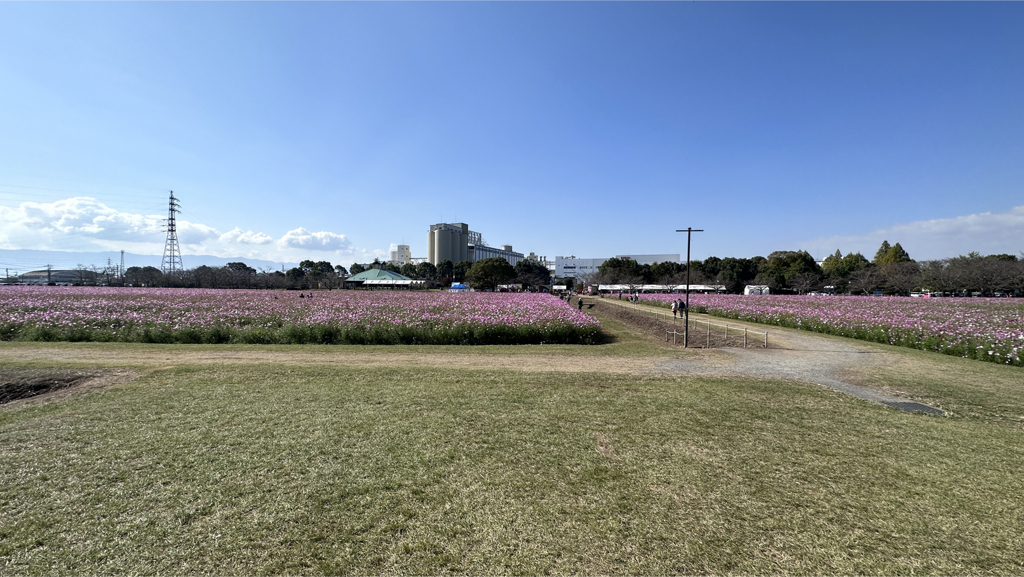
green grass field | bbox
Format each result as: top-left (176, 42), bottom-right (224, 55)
top-left (1, 309), bottom-right (1022, 575)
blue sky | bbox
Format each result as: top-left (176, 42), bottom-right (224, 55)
top-left (1, 2), bottom-right (1022, 270)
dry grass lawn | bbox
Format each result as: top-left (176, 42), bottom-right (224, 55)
top-left (1, 306), bottom-right (1022, 575)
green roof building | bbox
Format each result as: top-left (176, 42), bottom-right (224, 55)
top-left (344, 267), bottom-right (426, 289)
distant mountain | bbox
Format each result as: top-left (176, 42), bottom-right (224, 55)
top-left (0, 249), bottom-right (296, 274)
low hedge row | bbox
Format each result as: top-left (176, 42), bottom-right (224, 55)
top-left (0, 322), bottom-right (605, 346)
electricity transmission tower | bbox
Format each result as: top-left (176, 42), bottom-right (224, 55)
top-left (161, 191), bottom-right (184, 275)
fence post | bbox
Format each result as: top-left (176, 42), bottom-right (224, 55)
top-left (744, 328), bottom-right (747, 348)
top-left (673, 331), bottom-right (677, 345)
top-left (706, 321), bottom-right (710, 348)
top-left (764, 331), bottom-right (768, 348)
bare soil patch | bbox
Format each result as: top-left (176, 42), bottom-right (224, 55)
top-left (0, 368), bottom-right (136, 405)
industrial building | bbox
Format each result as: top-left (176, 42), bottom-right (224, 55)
top-left (525, 252), bottom-right (555, 274)
top-left (427, 223), bottom-right (471, 265)
top-left (554, 257), bottom-right (606, 279)
top-left (18, 269), bottom-right (98, 285)
top-left (469, 244), bottom-right (524, 267)
top-left (555, 254), bottom-right (681, 278)
top-left (427, 222), bottom-right (524, 266)
top-left (388, 244), bottom-right (412, 265)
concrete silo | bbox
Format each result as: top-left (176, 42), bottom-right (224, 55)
top-left (427, 223), bottom-right (470, 265)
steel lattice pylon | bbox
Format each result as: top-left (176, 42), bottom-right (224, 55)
top-left (161, 191), bottom-right (184, 275)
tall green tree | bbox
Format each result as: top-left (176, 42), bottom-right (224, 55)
top-left (437, 260), bottom-right (454, 280)
top-left (597, 257), bottom-right (643, 283)
top-left (873, 241), bottom-right (893, 264)
top-left (286, 267), bottom-right (307, 288)
top-left (649, 261), bottom-right (684, 283)
top-left (514, 260), bottom-right (551, 290)
top-left (715, 257), bottom-right (761, 293)
top-left (883, 242), bottom-right (912, 264)
top-left (224, 262), bottom-right (256, 288)
top-left (415, 261), bottom-right (437, 281)
top-left (453, 260), bottom-right (473, 282)
top-left (467, 258), bottom-right (516, 290)
top-left (822, 251), bottom-right (870, 279)
top-left (758, 251), bottom-right (822, 291)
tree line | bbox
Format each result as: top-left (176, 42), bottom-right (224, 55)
top-left (108, 257), bottom-right (553, 292)
top-left (117, 261), bottom-right (346, 290)
top-left (361, 258), bottom-right (552, 291)
top-left (585, 241), bottom-right (1024, 296)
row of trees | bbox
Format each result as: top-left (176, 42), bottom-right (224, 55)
top-left (117, 260), bottom-right (349, 290)
top-left (111, 256), bottom-right (553, 292)
top-left (351, 258), bottom-right (551, 291)
top-left (583, 241), bottom-right (1024, 296)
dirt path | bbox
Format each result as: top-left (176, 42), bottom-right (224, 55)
top-left (655, 328), bottom-right (944, 414)
top-left (593, 297), bottom-right (945, 414)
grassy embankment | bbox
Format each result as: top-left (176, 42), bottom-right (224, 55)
top-left (1, 307), bottom-right (1022, 575)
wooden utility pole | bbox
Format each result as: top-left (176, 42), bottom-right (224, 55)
top-left (675, 228), bottom-right (704, 347)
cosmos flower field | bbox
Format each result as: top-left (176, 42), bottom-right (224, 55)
top-left (636, 293), bottom-right (1024, 366)
top-left (0, 287), bottom-right (603, 345)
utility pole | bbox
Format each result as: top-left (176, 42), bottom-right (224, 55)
top-left (675, 228), bottom-right (704, 347)
top-left (120, 250), bottom-right (125, 279)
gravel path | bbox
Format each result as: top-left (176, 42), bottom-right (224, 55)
top-left (594, 297), bottom-right (943, 414)
top-left (654, 322), bottom-right (945, 415)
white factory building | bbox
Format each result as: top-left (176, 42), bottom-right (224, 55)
top-left (555, 254), bottom-right (681, 278)
top-left (388, 244), bottom-right (413, 265)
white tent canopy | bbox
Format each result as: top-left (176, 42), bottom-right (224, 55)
top-left (361, 279), bottom-right (426, 286)
top-left (597, 284), bottom-right (726, 293)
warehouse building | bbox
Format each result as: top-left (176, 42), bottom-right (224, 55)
top-left (469, 244), bottom-right (524, 267)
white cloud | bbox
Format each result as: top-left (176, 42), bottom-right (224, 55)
top-left (279, 227), bottom-right (353, 252)
top-left (802, 204), bottom-right (1024, 261)
top-left (218, 227), bottom-right (274, 245)
top-left (0, 196), bottom-right (378, 265)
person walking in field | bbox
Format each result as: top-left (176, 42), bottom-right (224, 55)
top-left (671, 300), bottom-right (677, 318)
top-left (577, 297), bottom-right (584, 311)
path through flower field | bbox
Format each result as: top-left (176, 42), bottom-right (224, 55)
top-left (633, 293), bottom-right (1024, 366)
